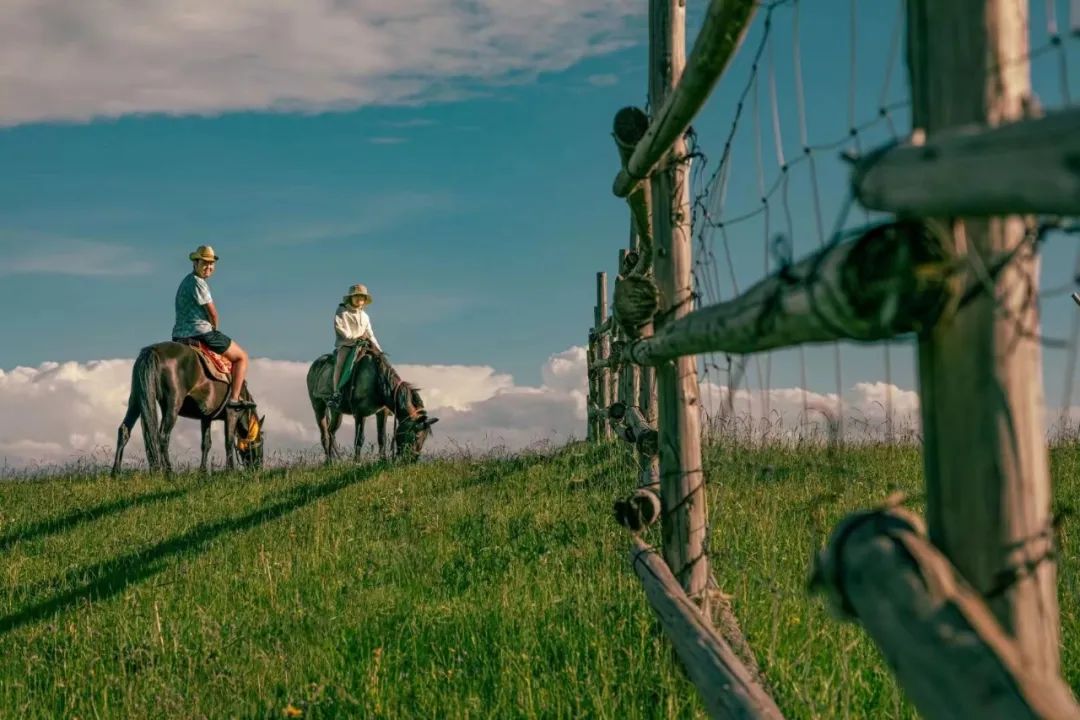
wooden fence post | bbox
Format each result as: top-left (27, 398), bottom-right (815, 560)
top-left (650, 0), bottom-right (710, 612)
top-left (909, 0), bottom-right (1061, 676)
top-left (596, 272), bottom-right (613, 440)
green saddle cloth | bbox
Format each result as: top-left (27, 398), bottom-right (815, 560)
top-left (335, 343), bottom-right (367, 392)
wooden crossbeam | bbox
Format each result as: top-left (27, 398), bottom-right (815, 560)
top-left (630, 538), bottom-right (786, 720)
top-left (625, 221), bottom-right (950, 365)
top-left (612, 0), bottom-right (757, 199)
top-left (853, 107), bottom-right (1080, 217)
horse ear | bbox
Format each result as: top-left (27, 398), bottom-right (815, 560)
top-left (426, 417), bottom-right (439, 427)
top-left (259, 415), bottom-right (266, 427)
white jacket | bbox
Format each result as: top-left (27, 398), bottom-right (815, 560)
top-left (334, 304), bottom-right (382, 350)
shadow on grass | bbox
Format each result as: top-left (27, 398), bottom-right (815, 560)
top-left (0, 489), bottom-right (188, 552)
top-left (0, 464), bottom-right (383, 636)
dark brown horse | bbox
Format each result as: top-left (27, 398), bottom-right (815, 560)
top-left (306, 347), bottom-right (436, 463)
top-left (112, 342), bottom-right (265, 476)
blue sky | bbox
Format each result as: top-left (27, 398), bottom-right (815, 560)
top-left (2, 0), bottom-right (1079, 404)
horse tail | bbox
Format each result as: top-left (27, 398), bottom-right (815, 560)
top-left (134, 346), bottom-right (163, 469)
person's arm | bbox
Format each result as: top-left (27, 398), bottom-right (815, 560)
top-left (195, 277), bottom-right (218, 329)
top-left (204, 302), bottom-right (220, 330)
top-left (364, 313), bottom-right (383, 351)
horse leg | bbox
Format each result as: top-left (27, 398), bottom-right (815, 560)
top-left (312, 403), bottom-right (332, 464)
top-left (158, 393), bottom-right (182, 477)
top-left (200, 418), bottom-right (212, 476)
top-left (354, 414), bottom-right (366, 462)
top-left (224, 408), bottom-right (238, 471)
top-left (376, 410), bottom-right (388, 461)
top-left (111, 403), bottom-right (140, 478)
top-left (328, 411), bottom-right (343, 461)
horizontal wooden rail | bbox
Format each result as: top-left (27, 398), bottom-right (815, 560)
top-left (811, 502), bottom-right (1080, 720)
top-left (612, 0), bottom-right (757, 199)
top-left (630, 537), bottom-right (786, 720)
top-left (853, 107), bottom-right (1080, 217)
top-left (625, 221), bottom-right (951, 365)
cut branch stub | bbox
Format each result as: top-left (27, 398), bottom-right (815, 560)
top-left (611, 106), bottom-right (654, 278)
top-left (614, 275), bottom-right (660, 339)
top-left (614, 488), bottom-right (662, 532)
top-left (613, 106), bottom-right (650, 157)
top-left (625, 220), bottom-right (952, 364)
top-left (810, 501), bottom-right (1080, 720)
top-left (618, 405), bottom-right (659, 457)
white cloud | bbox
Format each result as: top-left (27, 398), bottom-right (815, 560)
top-left (0, 0), bottom-right (643, 127)
top-left (0, 347), bottom-right (590, 471)
top-left (8, 343), bottom-right (1080, 471)
top-left (0, 239), bottom-right (152, 277)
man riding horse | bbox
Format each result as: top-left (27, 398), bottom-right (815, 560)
top-left (112, 245), bottom-right (264, 476)
top-left (173, 245), bottom-right (256, 411)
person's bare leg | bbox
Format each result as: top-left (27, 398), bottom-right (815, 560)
top-left (222, 342), bottom-right (250, 403)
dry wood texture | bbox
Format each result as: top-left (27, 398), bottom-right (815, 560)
top-left (624, 221), bottom-right (950, 365)
top-left (853, 107), bottom-right (1080, 217)
top-left (909, 0), bottom-right (1062, 676)
top-left (596, 272), bottom-right (613, 440)
top-left (650, 0), bottom-right (710, 611)
top-left (630, 538), bottom-right (786, 720)
top-left (613, 107), bottom-right (655, 276)
top-left (811, 503), bottom-right (1080, 720)
top-left (613, 0), bottom-right (757, 199)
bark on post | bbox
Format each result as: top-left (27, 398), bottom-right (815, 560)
top-left (909, 0), bottom-right (1062, 677)
top-left (587, 327), bottom-right (599, 442)
top-left (596, 272), bottom-right (613, 440)
top-left (650, 0), bottom-right (710, 613)
top-left (810, 502), bottom-right (1080, 719)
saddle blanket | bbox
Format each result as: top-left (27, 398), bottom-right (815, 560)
top-left (178, 340), bottom-right (232, 383)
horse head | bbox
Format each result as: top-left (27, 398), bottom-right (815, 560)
top-left (236, 410), bottom-right (266, 469)
top-left (394, 386), bottom-right (438, 462)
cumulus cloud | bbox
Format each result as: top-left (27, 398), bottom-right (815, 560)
top-left (698, 380), bottom-right (924, 442)
top-left (0, 347), bottom-right (589, 471)
top-left (0, 0), bottom-right (643, 127)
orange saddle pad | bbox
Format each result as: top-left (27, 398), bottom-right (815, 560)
top-left (192, 342), bottom-right (233, 383)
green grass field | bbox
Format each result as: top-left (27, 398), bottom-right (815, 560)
top-left (1, 441), bottom-right (1078, 719)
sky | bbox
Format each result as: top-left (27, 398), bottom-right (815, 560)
top-left (1, 0), bottom-right (1079, 468)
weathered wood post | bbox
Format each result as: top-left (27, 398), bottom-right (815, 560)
top-left (596, 272), bottom-right (613, 440)
top-left (587, 326), bottom-right (598, 442)
top-left (650, 0), bottom-right (709, 612)
top-left (911, 0), bottom-right (1061, 676)
top-left (616, 249), bottom-right (630, 410)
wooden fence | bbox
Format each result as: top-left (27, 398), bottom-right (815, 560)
top-left (585, 1), bottom-right (1080, 717)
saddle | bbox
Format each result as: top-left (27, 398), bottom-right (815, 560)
top-left (175, 338), bottom-right (233, 383)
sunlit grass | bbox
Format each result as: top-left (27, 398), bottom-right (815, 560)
top-left (0, 440), bottom-right (1077, 718)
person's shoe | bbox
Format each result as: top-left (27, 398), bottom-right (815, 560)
top-left (226, 399), bottom-right (257, 410)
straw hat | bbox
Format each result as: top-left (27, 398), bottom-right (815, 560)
top-left (189, 245), bottom-right (219, 263)
top-left (343, 283), bottom-right (373, 304)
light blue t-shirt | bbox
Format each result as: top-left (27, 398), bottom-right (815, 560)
top-left (172, 273), bottom-right (214, 338)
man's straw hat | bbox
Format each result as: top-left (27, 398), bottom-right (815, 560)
top-left (189, 245), bottom-right (219, 263)
top-left (343, 283), bottom-right (373, 304)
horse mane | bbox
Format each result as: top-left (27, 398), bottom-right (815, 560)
top-left (372, 351), bottom-right (422, 417)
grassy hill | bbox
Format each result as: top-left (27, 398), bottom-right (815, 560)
top-left (1, 441), bottom-right (1078, 718)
